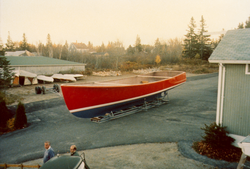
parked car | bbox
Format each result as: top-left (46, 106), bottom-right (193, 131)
top-left (40, 153), bottom-right (89, 169)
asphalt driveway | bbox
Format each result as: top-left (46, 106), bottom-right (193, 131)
top-left (0, 73), bottom-right (219, 164)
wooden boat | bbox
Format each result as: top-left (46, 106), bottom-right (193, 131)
top-left (61, 71), bottom-right (186, 118)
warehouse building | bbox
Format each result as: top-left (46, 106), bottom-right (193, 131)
top-left (0, 56), bottom-right (86, 75)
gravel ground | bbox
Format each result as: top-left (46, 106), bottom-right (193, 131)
top-left (8, 143), bottom-right (216, 169)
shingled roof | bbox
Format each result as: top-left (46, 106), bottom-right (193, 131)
top-left (209, 28), bottom-right (250, 64)
top-left (72, 42), bottom-right (88, 49)
top-left (0, 56), bottom-right (86, 66)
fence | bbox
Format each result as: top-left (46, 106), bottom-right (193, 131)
top-left (0, 164), bottom-right (41, 169)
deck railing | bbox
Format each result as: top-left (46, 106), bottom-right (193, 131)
top-left (0, 163), bottom-right (41, 169)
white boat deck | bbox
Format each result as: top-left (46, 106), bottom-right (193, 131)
top-left (63, 71), bottom-right (184, 87)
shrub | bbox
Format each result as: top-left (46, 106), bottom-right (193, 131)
top-left (193, 122), bottom-right (242, 162)
top-left (201, 122), bottom-right (235, 149)
top-left (0, 99), bottom-right (12, 129)
top-left (14, 102), bottom-right (27, 129)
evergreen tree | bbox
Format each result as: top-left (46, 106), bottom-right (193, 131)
top-left (126, 45), bottom-right (135, 55)
top-left (135, 35), bottom-right (142, 52)
top-left (154, 38), bottom-right (162, 55)
top-left (20, 33), bottom-right (29, 50)
top-left (0, 56), bottom-right (14, 89)
top-left (201, 122), bottom-right (234, 149)
top-left (14, 102), bottom-right (27, 129)
top-left (245, 16), bottom-right (250, 28)
top-left (61, 41), bottom-right (69, 60)
top-left (5, 32), bottom-right (15, 51)
top-left (237, 16), bottom-right (250, 29)
top-left (0, 99), bottom-right (12, 129)
top-left (0, 37), bottom-right (3, 51)
top-left (238, 22), bottom-right (244, 29)
top-left (46, 34), bottom-right (53, 58)
top-left (87, 41), bottom-right (93, 50)
top-left (198, 15), bottom-right (212, 60)
top-left (183, 17), bottom-right (199, 58)
top-left (36, 41), bottom-right (44, 56)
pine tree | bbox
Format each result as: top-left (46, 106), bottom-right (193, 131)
top-left (14, 102), bottom-right (27, 129)
top-left (46, 34), bottom-right (53, 58)
top-left (198, 15), bottom-right (212, 60)
top-left (0, 56), bottom-right (14, 89)
top-left (245, 16), bottom-right (250, 28)
top-left (20, 33), bottom-right (29, 50)
top-left (5, 32), bottom-right (15, 51)
top-left (135, 35), bottom-right (142, 53)
top-left (154, 38), bottom-right (161, 55)
top-left (0, 99), bottom-right (12, 129)
top-left (183, 17), bottom-right (199, 58)
top-left (238, 22), bottom-right (244, 29)
top-left (201, 122), bottom-right (234, 149)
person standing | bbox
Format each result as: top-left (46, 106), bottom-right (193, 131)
top-left (70, 145), bottom-right (90, 169)
top-left (43, 141), bottom-right (55, 163)
top-left (70, 145), bottom-right (79, 156)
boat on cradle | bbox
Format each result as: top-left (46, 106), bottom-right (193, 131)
top-left (64, 74), bottom-right (87, 80)
top-left (37, 75), bottom-right (54, 83)
top-left (61, 71), bottom-right (186, 118)
top-left (52, 74), bottom-right (76, 82)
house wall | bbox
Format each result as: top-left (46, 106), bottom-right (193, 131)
top-left (11, 65), bottom-right (85, 75)
top-left (223, 64), bottom-right (250, 136)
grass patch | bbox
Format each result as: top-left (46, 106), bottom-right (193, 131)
top-left (169, 58), bottom-right (218, 74)
top-left (0, 90), bottom-right (23, 105)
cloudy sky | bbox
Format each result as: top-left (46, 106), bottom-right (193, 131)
top-left (0, 0), bottom-right (250, 48)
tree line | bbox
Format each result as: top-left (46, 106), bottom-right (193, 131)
top-left (2, 15), bottom-right (250, 71)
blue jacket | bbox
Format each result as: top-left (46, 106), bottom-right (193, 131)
top-left (43, 147), bottom-right (55, 163)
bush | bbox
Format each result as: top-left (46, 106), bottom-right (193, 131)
top-left (201, 122), bottom-right (234, 149)
top-left (14, 102), bottom-right (27, 129)
top-left (193, 122), bottom-right (242, 162)
top-left (0, 99), bottom-right (12, 129)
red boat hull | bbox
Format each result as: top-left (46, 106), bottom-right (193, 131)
top-left (61, 71), bottom-right (186, 118)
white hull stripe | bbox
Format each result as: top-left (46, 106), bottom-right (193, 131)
top-left (70, 82), bottom-right (184, 113)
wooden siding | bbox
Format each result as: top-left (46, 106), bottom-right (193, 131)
top-left (223, 64), bottom-right (250, 136)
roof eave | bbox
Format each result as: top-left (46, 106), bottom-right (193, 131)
top-left (209, 60), bottom-right (250, 64)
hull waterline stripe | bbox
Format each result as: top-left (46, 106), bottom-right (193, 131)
top-left (69, 82), bottom-right (185, 113)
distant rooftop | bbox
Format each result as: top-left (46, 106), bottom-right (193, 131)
top-left (5, 50), bottom-right (35, 56)
top-left (71, 42), bottom-right (88, 49)
top-left (209, 28), bottom-right (250, 63)
top-left (0, 56), bottom-right (86, 66)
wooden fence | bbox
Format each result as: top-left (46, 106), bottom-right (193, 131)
top-left (0, 164), bottom-right (41, 169)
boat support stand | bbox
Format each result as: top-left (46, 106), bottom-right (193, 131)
top-left (91, 92), bottom-right (169, 123)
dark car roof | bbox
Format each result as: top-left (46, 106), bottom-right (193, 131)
top-left (40, 155), bottom-right (82, 169)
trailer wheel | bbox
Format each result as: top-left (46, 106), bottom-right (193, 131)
top-left (53, 84), bottom-right (60, 93)
top-left (42, 86), bottom-right (46, 94)
top-left (35, 86), bottom-right (42, 94)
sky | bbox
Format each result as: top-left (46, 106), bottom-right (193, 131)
top-left (0, 0), bottom-right (250, 48)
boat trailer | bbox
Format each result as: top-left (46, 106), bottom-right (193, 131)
top-left (35, 84), bottom-right (60, 94)
top-left (91, 92), bottom-right (169, 123)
